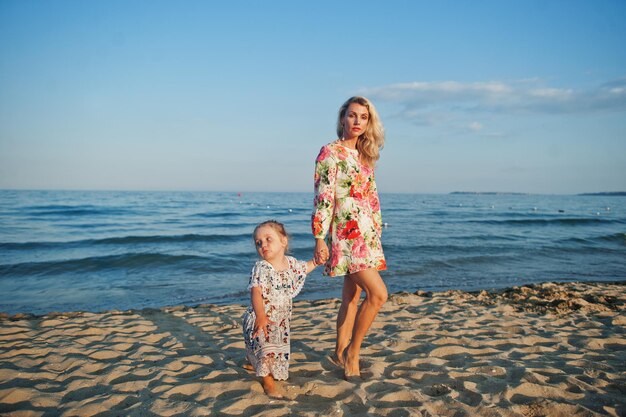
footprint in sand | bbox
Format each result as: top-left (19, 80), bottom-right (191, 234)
top-left (468, 365), bottom-right (507, 377)
top-left (423, 383), bottom-right (451, 397)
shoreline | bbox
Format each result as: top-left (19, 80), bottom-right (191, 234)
top-left (1, 281), bottom-right (625, 416)
top-left (2, 279), bottom-right (625, 320)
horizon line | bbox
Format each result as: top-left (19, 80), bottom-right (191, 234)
top-left (1, 188), bottom-right (625, 196)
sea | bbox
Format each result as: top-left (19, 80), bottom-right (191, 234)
top-left (1, 190), bottom-right (624, 315)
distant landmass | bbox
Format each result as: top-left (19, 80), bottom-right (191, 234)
top-left (450, 192), bottom-right (530, 195)
top-left (578, 192), bottom-right (626, 196)
top-left (450, 191), bottom-right (626, 196)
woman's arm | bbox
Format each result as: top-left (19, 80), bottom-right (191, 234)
top-left (369, 173), bottom-right (383, 237)
top-left (314, 238), bottom-right (329, 265)
top-left (312, 146), bottom-right (336, 263)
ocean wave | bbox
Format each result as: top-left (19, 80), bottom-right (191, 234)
top-left (598, 232), bottom-right (626, 243)
top-left (0, 233), bottom-right (253, 251)
top-left (382, 242), bottom-right (516, 255)
top-left (467, 217), bottom-right (623, 226)
top-left (95, 233), bottom-right (247, 245)
top-left (190, 212), bottom-right (240, 219)
top-left (440, 254), bottom-right (517, 267)
top-left (198, 288), bottom-right (250, 305)
top-left (0, 253), bottom-right (210, 276)
top-left (560, 233), bottom-right (626, 245)
top-left (0, 241), bottom-right (68, 250)
top-left (23, 204), bottom-right (133, 217)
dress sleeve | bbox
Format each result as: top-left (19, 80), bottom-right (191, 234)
top-left (247, 261), bottom-right (268, 290)
top-left (290, 258), bottom-right (308, 298)
top-left (312, 145), bottom-right (337, 239)
top-left (369, 172), bottom-right (383, 237)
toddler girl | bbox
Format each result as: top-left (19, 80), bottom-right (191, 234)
top-left (242, 220), bottom-right (321, 398)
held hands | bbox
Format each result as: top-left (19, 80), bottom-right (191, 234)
top-left (252, 314), bottom-right (275, 341)
top-left (314, 239), bottom-right (329, 265)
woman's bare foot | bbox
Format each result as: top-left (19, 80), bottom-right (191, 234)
top-left (343, 349), bottom-right (360, 379)
top-left (262, 375), bottom-right (283, 398)
top-left (330, 351), bottom-right (345, 367)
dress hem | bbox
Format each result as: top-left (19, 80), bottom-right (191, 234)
top-left (323, 264), bottom-right (387, 277)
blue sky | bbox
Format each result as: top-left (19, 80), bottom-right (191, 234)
top-left (1, 0), bottom-right (625, 194)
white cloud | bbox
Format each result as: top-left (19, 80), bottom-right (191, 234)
top-left (468, 122), bottom-right (483, 131)
top-left (528, 88), bottom-right (573, 99)
top-left (365, 77), bottom-right (626, 125)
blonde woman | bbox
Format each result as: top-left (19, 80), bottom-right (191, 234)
top-left (312, 96), bottom-right (388, 379)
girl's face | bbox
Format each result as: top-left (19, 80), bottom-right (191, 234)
top-left (342, 103), bottom-right (369, 139)
top-left (254, 225), bottom-right (288, 262)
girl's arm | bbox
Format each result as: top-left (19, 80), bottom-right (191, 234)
top-left (305, 259), bottom-right (318, 274)
top-left (290, 259), bottom-right (317, 299)
top-left (250, 287), bottom-right (273, 339)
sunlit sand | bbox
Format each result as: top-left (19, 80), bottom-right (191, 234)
top-left (1, 281), bottom-right (624, 416)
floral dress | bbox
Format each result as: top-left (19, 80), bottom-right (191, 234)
top-left (312, 140), bottom-right (386, 277)
top-left (242, 257), bottom-right (307, 380)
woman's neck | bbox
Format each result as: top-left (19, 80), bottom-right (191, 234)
top-left (340, 136), bottom-right (358, 150)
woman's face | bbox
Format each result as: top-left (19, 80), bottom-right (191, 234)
top-left (342, 103), bottom-right (369, 139)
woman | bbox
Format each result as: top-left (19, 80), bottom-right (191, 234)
top-left (312, 96), bottom-right (388, 379)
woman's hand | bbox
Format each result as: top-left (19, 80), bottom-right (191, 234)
top-left (314, 238), bottom-right (329, 265)
top-left (253, 314), bottom-right (274, 340)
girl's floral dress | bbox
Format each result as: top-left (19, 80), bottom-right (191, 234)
top-left (312, 140), bottom-right (386, 277)
top-left (242, 257), bottom-right (307, 380)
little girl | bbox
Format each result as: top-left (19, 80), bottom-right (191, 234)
top-left (242, 220), bottom-right (321, 398)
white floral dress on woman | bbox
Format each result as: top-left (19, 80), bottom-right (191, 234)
top-left (242, 257), bottom-right (307, 380)
top-left (312, 140), bottom-right (386, 277)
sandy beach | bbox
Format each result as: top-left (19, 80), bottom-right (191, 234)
top-left (1, 281), bottom-right (624, 416)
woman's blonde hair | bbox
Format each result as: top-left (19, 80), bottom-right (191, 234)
top-left (336, 96), bottom-right (385, 167)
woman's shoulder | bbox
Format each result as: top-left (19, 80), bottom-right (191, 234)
top-left (321, 140), bottom-right (343, 152)
top-left (316, 140), bottom-right (344, 162)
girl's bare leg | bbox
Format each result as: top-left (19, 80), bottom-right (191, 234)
top-left (334, 277), bottom-right (362, 364)
top-left (343, 268), bottom-right (387, 378)
top-left (261, 375), bottom-right (282, 398)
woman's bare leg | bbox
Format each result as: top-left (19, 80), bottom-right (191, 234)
top-left (343, 268), bottom-right (387, 378)
top-left (334, 277), bottom-right (362, 364)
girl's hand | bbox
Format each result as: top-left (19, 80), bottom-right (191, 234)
top-left (253, 315), bottom-right (275, 340)
top-left (314, 239), bottom-right (329, 265)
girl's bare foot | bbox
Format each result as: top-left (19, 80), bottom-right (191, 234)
top-left (262, 375), bottom-right (283, 398)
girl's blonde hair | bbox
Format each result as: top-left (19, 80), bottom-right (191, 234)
top-left (336, 96), bottom-right (385, 167)
top-left (253, 220), bottom-right (289, 252)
